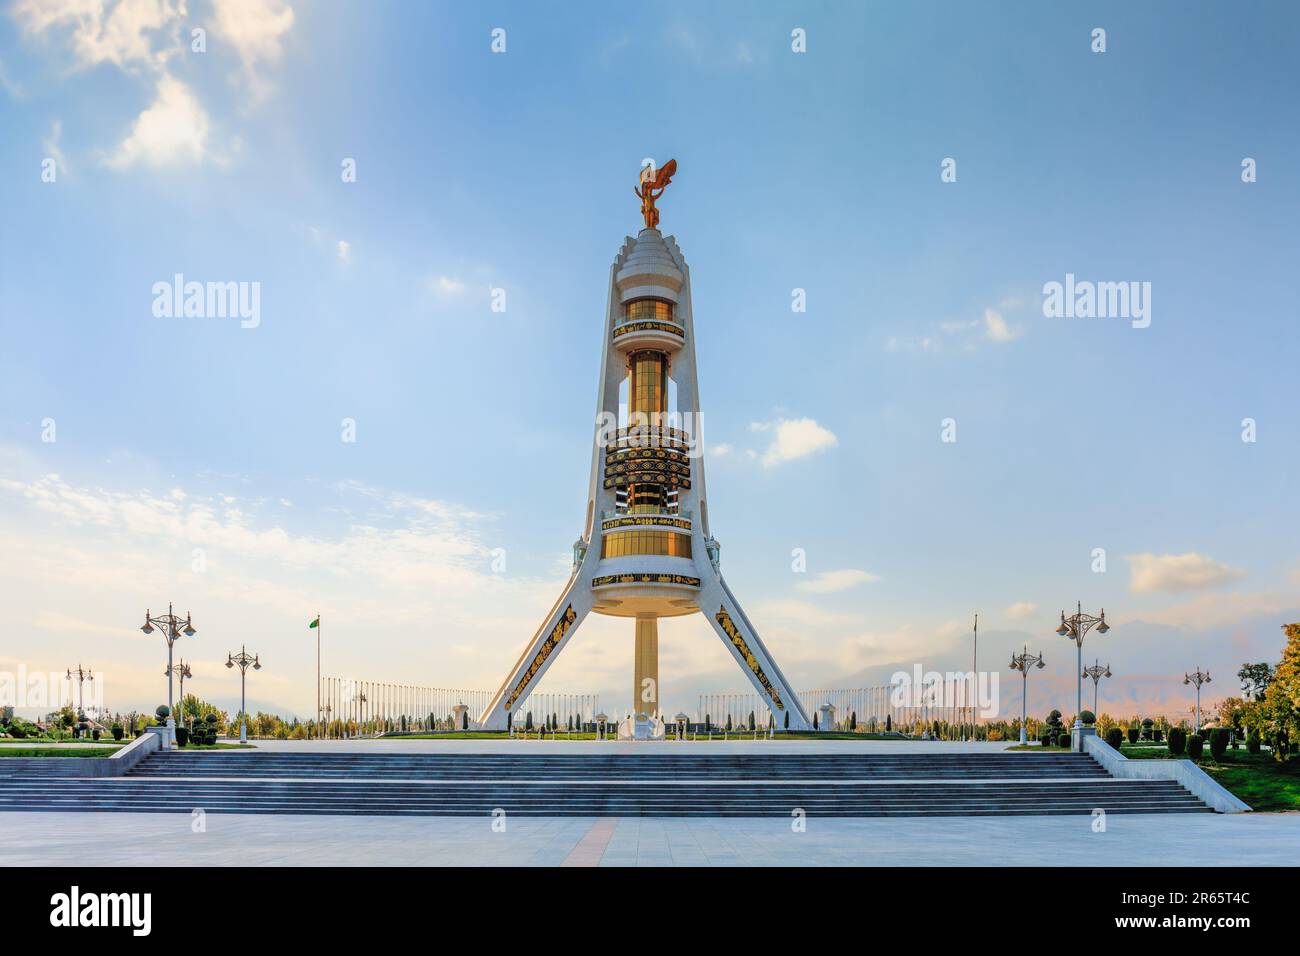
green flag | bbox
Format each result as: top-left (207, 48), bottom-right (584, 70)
top-left (309, 616), bottom-right (320, 629)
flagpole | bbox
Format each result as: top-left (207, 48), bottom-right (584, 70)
top-left (316, 612), bottom-right (321, 740)
top-left (971, 612), bottom-right (978, 742)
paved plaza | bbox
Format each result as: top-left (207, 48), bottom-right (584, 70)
top-left (0, 807), bottom-right (1295, 867)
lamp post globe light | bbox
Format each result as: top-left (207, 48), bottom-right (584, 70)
top-left (225, 646), bottom-right (261, 744)
top-left (1082, 659), bottom-right (1112, 718)
top-left (1008, 646), bottom-right (1046, 744)
top-left (1056, 602), bottom-right (1109, 750)
top-left (141, 604), bottom-right (196, 726)
top-left (1184, 667), bottom-right (1211, 734)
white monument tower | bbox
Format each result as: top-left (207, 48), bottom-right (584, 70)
top-left (478, 160), bottom-right (811, 736)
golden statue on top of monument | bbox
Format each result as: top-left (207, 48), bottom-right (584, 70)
top-left (634, 158), bottom-right (677, 229)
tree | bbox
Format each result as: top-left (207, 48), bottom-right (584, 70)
top-left (1250, 624), bottom-right (1300, 761)
top-left (1238, 662), bottom-right (1275, 701)
top-left (849, 711), bottom-right (857, 731)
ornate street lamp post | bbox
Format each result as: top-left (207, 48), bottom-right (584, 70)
top-left (166, 659), bottom-right (193, 725)
top-left (1082, 659), bottom-right (1112, 718)
top-left (141, 605), bottom-right (196, 725)
top-left (1184, 667), bottom-right (1211, 734)
top-left (1056, 602), bottom-right (1109, 750)
top-left (225, 646), bottom-right (261, 744)
top-left (65, 664), bottom-right (94, 716)
top-left (1008, 646), bottom-right (1046, 744)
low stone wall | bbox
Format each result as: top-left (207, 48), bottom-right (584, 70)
top-left (0, 732), bottom-right (160, 778)
top-left (1083, 734), bottom-right (1251, 813)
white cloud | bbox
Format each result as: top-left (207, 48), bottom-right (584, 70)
top-left (749, 417), bottom-right (837, 467)
top-left (43, 118), bottom-right (66, 172)
top-left (11, 0), bottom-right (186, 72)
top-left (982, 307), bottom-right (1020, 342)
top-left (1126, 552), bottom-right (1246, 593)
top-left (429, 275), bottom-right (465, 296)
top-left (1124, 591), bottom-right (1294, 631)
top-left (1004, 601), bottom-right (1038, 620)
top-left (0, 55), bottom-right (25, 98)
top-left (336, 239), bottom-right (350, 264)
top-left (710, 443), bottom-right (732, 458)
top-left (105, 73), bottom-right (209, 169)
top-left (797, 569), bottom-right (881, 594)
top-left (889, 299), bottom-right (1024, 352)
top-left (211, 0), bottom-right (295, 99)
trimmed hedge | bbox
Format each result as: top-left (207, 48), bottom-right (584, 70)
top-left (1187, 734), bottom-right (1204, 760)
top-left (1106, 728), bottom-right (1123, 750)
top-left (1127, 726), bottom-right (1139, 744)
top-left (1209, 728), bottom-right (1230, 760)
top-left (1247, 732), bottom-right (1261, 754)
top-left (1168, 727), bottom-right (1187, 756)
top-left (1057, 733), bottom-right (1070, 748)
top-left (1079, 710), bottom-right (1095, 725)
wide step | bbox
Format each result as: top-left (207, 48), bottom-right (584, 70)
top-left (0, 751), bottom-right (1213, 817)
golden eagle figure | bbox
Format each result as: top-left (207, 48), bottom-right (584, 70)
top-left (634, 158), bottom-right (677, 229)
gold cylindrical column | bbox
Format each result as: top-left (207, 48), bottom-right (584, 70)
top-left (633, 615), bottom-right (659, 717)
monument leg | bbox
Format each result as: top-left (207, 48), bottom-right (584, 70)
top-left (698, 578), bottom-right (812, 731)
top-left (477, 573), bottom-right (594, 730)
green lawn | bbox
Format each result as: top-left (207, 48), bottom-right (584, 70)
top-left (0, 746), bottom-right (121, 758)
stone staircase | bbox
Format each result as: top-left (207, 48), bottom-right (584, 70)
top-left (0, 750), bottom-right (1212, 816)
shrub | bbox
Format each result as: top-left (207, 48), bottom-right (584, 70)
top-left (1246, 732), bottom-right (1261, 754)
top-left (1127, 726), bottom-right (1139, 744)
top-left (155, 705), bottom-right (170, 721)
top-left (175, 727), bottom-right (189, 747)
top-left (1057, 733), bottom-right (1070, 748)
top-left (1209, 728), bottom-right (1230, 760)
top-left (1168, 727), bottom-right (1187, 756)
top-left (1141, 717), bottom-right (1154, 740)
top-left (1079, 710), bottom-right (1096, 726)
top-left (110, 724), bottom-right (124, 741)
top-left (1039, 733), bottom-right (1053, 748)
top-left (1153, 728), bottom-right (1163, 742)
top-left (1106, 728), bottom-right (1123, 750)
top-left (1188, 734), bottom-right (1204, 760)
top-left (91, 729), bottom-right (101, 740)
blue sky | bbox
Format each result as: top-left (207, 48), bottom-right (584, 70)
top-left (1, 1), bottom-right (1297, 723)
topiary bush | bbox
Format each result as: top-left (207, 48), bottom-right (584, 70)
top-left (1038, 733), bottom-right (1053, 747)
top-left (1141, 717), bottom-right (1155, 740)
top-left (155, 705), bottom-right (170, 721)
top-left (1168, 727), bottom-right (1187, 756)
top-left (110, 724), bottom-right (124, 741)
top-left (1247, 732), bottom-right (1261, 754)
top-left (1057, 733), bottom-right (1070, 748)
top-left (1187, 734), bottom-right (1204, 760)
top-left (1079, 710), bottom-right (1096, 726)
top-left (175, 726), bottom-right (189, 747)
top-left (1209, 728), bottom-right (1230, 761)
top-left (1127, 726), bottom-right (1139, 744)
top-left (1106, 728), bottom-right (1123, 750)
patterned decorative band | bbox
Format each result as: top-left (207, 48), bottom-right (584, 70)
top-left (604, 474), bottom-right (692, 490)
top-left (504, 604), bottom-right (577, 711)
top-left (612, 320), bottom-right (684, 340)
top-left (715, 606), bottom-right (785, 711)
top-left (605, 447), bottom-right (692, 467)
top-left (601, 516), bottom-right (693, 531)
top-left (591, 573), bottom-right (702, 588)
